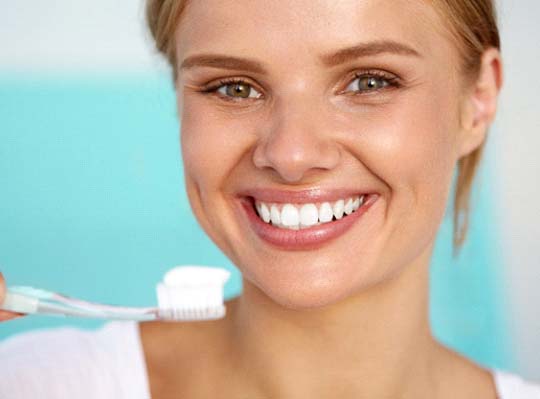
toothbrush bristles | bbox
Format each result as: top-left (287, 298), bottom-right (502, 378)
top-left (155, 266), bottom-right (231, 321)
top-left (157, 305), bottom-right (226, 321)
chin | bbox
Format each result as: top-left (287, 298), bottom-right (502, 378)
top-left (241, 255), bottom-right (381, 311)
top-left (271, 288), bottom-right (358, 311)
top-left (249, 282), bottom-right (348, 311)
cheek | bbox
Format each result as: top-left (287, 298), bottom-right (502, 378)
top-left (180, 100), bottom-right (251, 195)
top-left (342, 86), bottom-right (460, 266)
top-left (359, 86), bottom-right (459, 199)
top-left (178, 99), bottom-right (259, 256)
top-left (369, 94), bottom-right (456, 180)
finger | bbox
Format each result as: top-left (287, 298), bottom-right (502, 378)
top-left (0, 309), bottom-right (24, 321)
top-left (0, 273), bottom-right (25, 321)
top-left (0, 272), bottom-right (6, 304)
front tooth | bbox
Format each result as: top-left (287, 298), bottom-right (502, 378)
top-left (299, 203), bottom-right (318, 227)
top-left (270, 205), bottom-right (281, 225)
top-left (260, 203), bottom-right (271, 223)
top-left (352, 197), bottom-right (360, 211)
top-left (359, 195), bottom-right (365, 206)
top-left (333, 199), bottom-right (345, 219)
top-left (344, 198), bottom-right (354, 215)
top-left (281, 204), bottom-right (299, 229)
top-left (319, 202), bottom-right (333, 223)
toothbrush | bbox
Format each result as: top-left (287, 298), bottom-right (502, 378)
top-left (1, 265), bottom-right (231, 322)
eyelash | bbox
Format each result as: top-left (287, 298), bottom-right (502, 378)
top-left (200, 70), bottom-right (401, 102)
top-left (201, 78), bottom-right (261, 102)
top-left (347, 70), bottom-right (401, 94)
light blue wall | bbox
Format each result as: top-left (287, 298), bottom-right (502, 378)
top-left (0, 75), bottom-right (513, 371)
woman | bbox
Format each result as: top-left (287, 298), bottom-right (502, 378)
top-left (1, 0), bottom-right (539, 397)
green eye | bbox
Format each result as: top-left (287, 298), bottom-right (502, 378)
top-left (345, 73), bottom-right (397, 94)
top-left (217, 82), bottom-right (261, 99)
top-left (357, 76), bottom-right (388, 90)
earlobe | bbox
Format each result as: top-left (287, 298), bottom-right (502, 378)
top-left (457, 48), bottom-right (503, 158)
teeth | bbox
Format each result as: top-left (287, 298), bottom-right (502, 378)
top-left (270, 205), bottom-right (281, 226)
top-left (352, 198), bottom-right (360, 211)
top-left (260, 203), bottom-right (271, 223)
top-left (333, 199), bottom-right (344, 220)
top-left (319, 202), bottom-right (333, 223)
top-left (344, 198), bottom-right (354, 215)
top-left (281, 204), bottom-right (300, 229)
top-left (299, 204), bottom-right (318, 227)
top-left (254, 195), bottom-right (368, 229)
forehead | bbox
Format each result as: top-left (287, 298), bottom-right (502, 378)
top-left (176, 0), bottom-right (455, 68)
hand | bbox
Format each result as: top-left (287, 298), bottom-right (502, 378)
top-left (0, 273), bottom-right (23, 321)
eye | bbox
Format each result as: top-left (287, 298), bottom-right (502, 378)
top-left (344, 72), bottom-right (399, 94)
top-left (211, 79), bottom-right (262, 100)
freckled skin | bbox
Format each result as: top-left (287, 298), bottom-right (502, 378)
top-left (141, 0), bottom-right (503, 398)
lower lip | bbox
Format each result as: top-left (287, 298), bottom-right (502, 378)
top-left (241, 194), bottom-right (378, 250)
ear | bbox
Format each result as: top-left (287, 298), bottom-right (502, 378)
top-left (457, 48), bottom-right (503, 158)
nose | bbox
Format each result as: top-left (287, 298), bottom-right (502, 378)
top-left (252, 100), bottom-right (341, 183)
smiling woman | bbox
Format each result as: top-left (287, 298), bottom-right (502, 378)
top-left (0, 0), bottom-right (539, 398)
top-left (163, 0), bottom-right (493, 314)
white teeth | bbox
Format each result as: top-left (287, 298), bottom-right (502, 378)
top-left (352, 197), bottom-right (360, 211)
top-left (260, 203), bottom-right (271, 223)
top-left (281, 204), bottom-right (300, 229)
top-left (270, 205), bottom-right (281, 226)
top-left (254, 195), bottom-right (368, 229)
top-left (299, 204), bottom-right (318, 227)
top-left (344, 198), bottom-right (354, 215)
top-left (333, 199), bottom-right (345, 220)
top-left (319, 202), bottom-right (334, 223)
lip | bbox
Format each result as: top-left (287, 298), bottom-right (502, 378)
top-left (238, 191), bottom-right (379, 250)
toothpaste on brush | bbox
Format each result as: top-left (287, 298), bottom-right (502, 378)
top-left (1, 265), bottom-right (231, 322)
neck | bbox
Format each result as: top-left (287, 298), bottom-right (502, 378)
top-left (226, 245), bottom-right (441, 398)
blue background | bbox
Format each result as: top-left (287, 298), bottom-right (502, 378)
top-left (0, 75), bottom-right (514, 371)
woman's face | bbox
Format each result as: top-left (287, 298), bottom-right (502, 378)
top-left (175, 0), bottom-right (475, 308)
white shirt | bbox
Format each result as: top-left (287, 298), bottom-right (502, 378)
top-left (0, 321), bottom-right (539, 398)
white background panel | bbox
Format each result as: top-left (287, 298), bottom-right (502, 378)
top-left (0, 0), bottom-right (166, 73)
top-left (496, 0), bottom-right (540, 381)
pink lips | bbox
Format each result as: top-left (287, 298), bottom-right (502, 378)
top-left (239, 190), bottom-right (379, 250)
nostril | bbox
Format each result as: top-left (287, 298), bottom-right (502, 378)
top-left (251, 124), bottom-right (341, 183)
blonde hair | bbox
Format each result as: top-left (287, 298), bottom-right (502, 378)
top-left (145, 0), bottom-right (501, 254)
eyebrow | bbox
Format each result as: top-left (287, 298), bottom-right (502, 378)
top-left (180, 54), bottom-right (267, 74)
top-left (320, 39), bottom-right (421, 67)
top-left (179, 40), bottom-right (421, 74)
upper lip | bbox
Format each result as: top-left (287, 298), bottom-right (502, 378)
top-left (238, 188), bottom-right (376, 204)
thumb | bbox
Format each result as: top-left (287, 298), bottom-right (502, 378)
top-left (0, 272), bottom-right (24, 321)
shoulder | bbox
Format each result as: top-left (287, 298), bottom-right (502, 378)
top-left (139, 319), bottom-right (230, 397)
top-left (493, 369), bottom-right (540, 399)
top-left (0, 321), bottom-right (150, 399)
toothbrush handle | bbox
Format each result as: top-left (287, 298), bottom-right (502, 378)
top-left (35, 302), bottom-right (110, 318)
top-left (1, 290), bottom-right (39, 314)
top-left (2, 288), bottom-right (159, 320)
top-left (1, 291), bottom-right (156, 320)
top-left (35, 301), bottom-right (158, 320)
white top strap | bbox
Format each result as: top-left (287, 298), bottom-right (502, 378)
top-left (0, 321), bottom-right (151, 399)
top-left (493, 368), bottom-right (540, 398)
